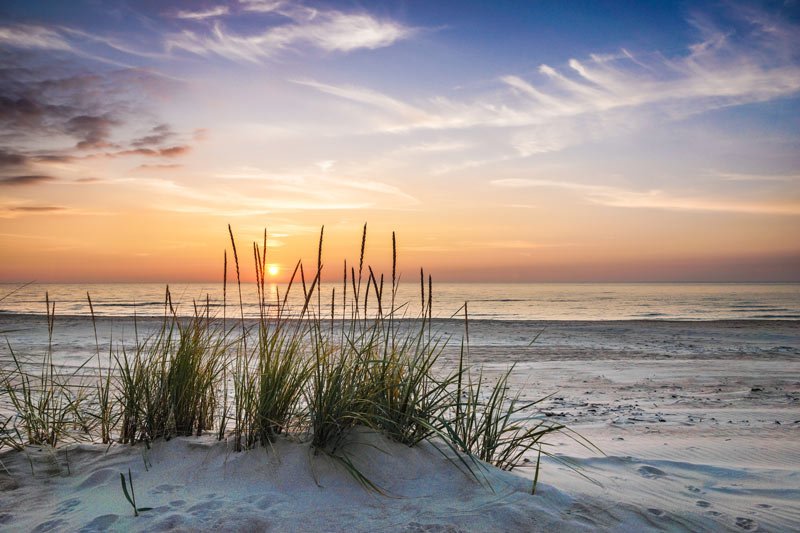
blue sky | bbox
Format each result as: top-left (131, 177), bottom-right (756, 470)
top-left (0, 1), bottom-right (798, 281)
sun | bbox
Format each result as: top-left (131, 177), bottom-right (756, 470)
top-left (267, 264), bottom-right (280, 277)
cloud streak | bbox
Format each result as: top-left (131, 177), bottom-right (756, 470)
top-left (213, 166), bottom-right (418, 205)
top-left (115, 145), bottom-right (192, 158)
top-left (491, 179), bottom-right (800, 216)
top-left (0, 25), bottom-right (73, 50)
top-left (298, 5), bottom-right (800, 152)
top-left (173, 6), bottom-right (231, 20)
top-left (165, 7), bottom-right (414, 62)
top-left (0, 175), bottom-right (57, 186)
top-left (8, 205), bottom-right (65, 212)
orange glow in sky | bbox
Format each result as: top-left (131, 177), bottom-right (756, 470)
top-left (0, 2), bottom-right (798, 282)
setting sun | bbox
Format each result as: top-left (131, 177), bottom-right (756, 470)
top-left (267, 264), bottom-right (280, 277)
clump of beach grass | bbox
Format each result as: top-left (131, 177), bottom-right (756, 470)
top-left (115, 289), bottom-right (229, 444)
top-left (439, 364), bottom-right (564, 471)
top-left (0, 294), bottom-right (91, 449)
top-left (305, 227), bottom-right (375, 455)
top-left (229, 230), bottom-right (310, 450)
top-left (0, 224), bottom-right (580, 493)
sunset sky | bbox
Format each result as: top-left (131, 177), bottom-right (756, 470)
top-left (1, 0), bottom-right (798, 283)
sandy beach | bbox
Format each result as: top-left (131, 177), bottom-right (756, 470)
top-left (454, 320), bottom-right (800, 531)
top-left (1, 315), bottom-right (798, 531)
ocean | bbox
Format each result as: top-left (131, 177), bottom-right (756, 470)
top-left (1, 282), bottom-right (798, 321)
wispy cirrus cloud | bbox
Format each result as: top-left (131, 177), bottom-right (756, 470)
top-left (99, 160), bottom-right (416, 217)
top-left (173, 6), bottom-right (231, 20)
top-left (165, 6), bottom-right (414, 62)
top-left (712, 171), bottom-right (800, 183)
top-left (0, 25), bottom-right (73, 50)
top-left (291, 79), bottom-right (432, 126)
top-left (298, 4), bottom-right (800, 155)
top-left (239, 0), bottom-right (284, 14)
top-left (140, 176), bottom-right (373, 215)
top-left (491, 178), bottom-right (800, 216)
top-left (214, 165), bottom-right (418, 205)
top-left (392, 140), bottom-right (471, 155)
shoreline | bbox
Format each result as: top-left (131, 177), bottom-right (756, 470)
top-left (4, 311), bottom-right (800, 322)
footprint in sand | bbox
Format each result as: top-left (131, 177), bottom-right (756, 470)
top-left (756, 503), bottom-right (772, 509)
top-left (152, 513), bottom-right (187, 530)
top-left (696, 500), bottom-right (711, 508)
top-left (735, 517), bottom-right (757, 530)
top-left (647, 508), bottom-right (665, 517)
top-left (686, 485), bottom-right (703, 494)
top-left (188, 499), bottom-right (223, 515)
top-left (637, 465), bottom-right (667, 479)
top-left (77, 468), bottom-right (115, 489)
top-left (54, 498), bottom-right (81, 514)
top-left (151, 483), bottom-right (181, 495)
top-left (79, 514), bottom-right (118, 532)
top-left (32, 519), bottom-right (67, 532)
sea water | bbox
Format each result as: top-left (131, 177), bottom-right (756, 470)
top-left (1, 282), bottom-right (798, 321)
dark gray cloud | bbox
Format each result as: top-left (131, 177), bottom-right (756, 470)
top-left (0, 95), bottom-right (42, 122)
top-left (132, 123), bottom-right (173, 147)
top-left (0, 148), bottom-right (75, 174)
top-left (32, 154), bottom-right (76, 163)
top-left (0, 66), bottom-right (114, 147)
top-left (0, 52), bottom-right (185, 151)
top-left (65, 114), bottom-right (118, 149)
top-left (0, 174), bottom-right (56, 186)
top-left (0, 45), bottom-right (197, 187)
top-left (0, 148), bottom-right (27, 167)
top-left (0, 93), bottom-right (70, 135)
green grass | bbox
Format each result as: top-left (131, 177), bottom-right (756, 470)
top-left (438, 363), bottom-right (564, 471)
top-left (0, 225), bottom-right (579, 493)
top-left (0, 294), bottom-right (92, 449)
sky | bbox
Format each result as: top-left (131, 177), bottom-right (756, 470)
top-left (0, 0), bottom-right (798, 283)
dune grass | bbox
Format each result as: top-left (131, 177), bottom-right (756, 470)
top-left (0, 225), bottom-right (574, 491)
top-left (1, 294), bottom-right (92, 450)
